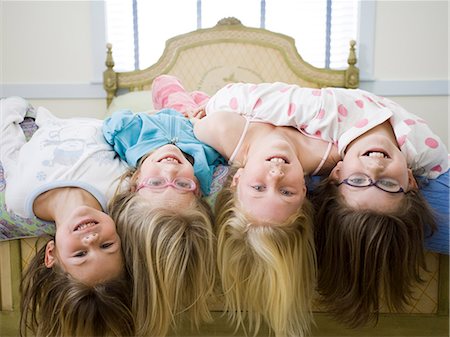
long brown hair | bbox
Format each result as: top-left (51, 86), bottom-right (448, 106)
top-left (20, 238), bottom-right (134, 337)
top-left (312, 177), bottom-right (436, 327)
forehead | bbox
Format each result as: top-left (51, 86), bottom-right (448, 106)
top-left (58, 250), bottom-right (124, 285)
top-left (339, 185), bottom-right (404, 212)
top-left (237, 187), bottom-right (302, 224)
top-left (138, 188), bottom-right (196, 209)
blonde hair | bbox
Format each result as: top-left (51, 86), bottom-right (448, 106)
top-left (109, 189), bottom-right (216, 337)
top-left (20, 238), bottom-right (134, 337)
top-left (215, 179), bottom-right (316, 337)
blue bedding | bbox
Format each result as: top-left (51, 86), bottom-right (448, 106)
top-left (420, 171), bottom-right (449, 254)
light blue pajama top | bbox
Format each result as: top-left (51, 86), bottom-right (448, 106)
top-left (103, 108), bottom-right (224, 195)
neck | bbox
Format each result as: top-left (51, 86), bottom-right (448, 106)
top-left (233, 122), bottom-right (275, 165)
top-left (287, 129), bottom-right (337, 175)
top-left (33, 187), bottom-right (102, 226)
top-left (233, 123), bottom-right (340, 175)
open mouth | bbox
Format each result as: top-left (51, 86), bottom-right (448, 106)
top-left (266, 156), bottom-right (290, 164)
top-left (158, 155), bottom-right (182, 164)
top-left (74, 220), bottom-right (98, 232)
top-left (362, 150), bottom-right (389, 159)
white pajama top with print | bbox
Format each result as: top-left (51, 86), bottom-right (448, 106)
top-left (0, 98), bottom-right (128, 218)
top-left (205, 82), bottom-right (448, 179)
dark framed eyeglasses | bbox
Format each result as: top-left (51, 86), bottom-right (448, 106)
top-left (136, 177), bottom-right (197, 192)
top-left (338, 173), bottom-right (405, 194)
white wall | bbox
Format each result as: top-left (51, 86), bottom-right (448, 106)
top-left (371, 0), bottom-right (449, 147)
top-left (1, 0), bottom-right (448, 146)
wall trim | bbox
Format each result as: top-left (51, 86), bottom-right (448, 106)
top-left (1, 83), bottom-right (105, 99)
top-left (1, 80), bottom-right (448, 99)
top-left (359, 80), bottom-right (449, 96)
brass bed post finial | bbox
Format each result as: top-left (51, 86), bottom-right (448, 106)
top-left (103, 43), bottom-right (117, 107)
top-left (345, 40), bottom-right (359, 88)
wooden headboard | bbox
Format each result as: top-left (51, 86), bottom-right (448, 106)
top-left (103, 17), bottom-right (359, 107)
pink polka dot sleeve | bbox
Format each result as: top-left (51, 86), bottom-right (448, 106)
top-left (384, 98), bottom-right (448, 179)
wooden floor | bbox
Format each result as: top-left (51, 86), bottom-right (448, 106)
top-left (2, 310), bottom-right (449, 337)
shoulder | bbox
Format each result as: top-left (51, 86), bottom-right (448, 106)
top-left (195, 111), bottom-right (244, 135)
top-left (194, 111), bottom-right (245, 159)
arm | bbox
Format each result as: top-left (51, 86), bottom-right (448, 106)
top-left (194, 111), bottom-right (245, 161)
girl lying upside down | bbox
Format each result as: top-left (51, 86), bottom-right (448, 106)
top-left (103, 107), bottom-right (224, 336)
top-left (0, 97), bottom-right (133, 337)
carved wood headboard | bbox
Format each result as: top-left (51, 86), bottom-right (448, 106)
top-left (103, 17), bottom-right (359, 107)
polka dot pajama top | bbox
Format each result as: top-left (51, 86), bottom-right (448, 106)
top-left (205, 82), bottom-right (448, 179)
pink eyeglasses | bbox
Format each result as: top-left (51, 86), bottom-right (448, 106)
top-left (136, 177), bottom-right (197, 192)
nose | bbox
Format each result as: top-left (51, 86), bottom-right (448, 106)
top-left (365, 158), bottom-right (385, 174)
top-left (82, 232), bottom-right (99, 245)
top-left (269, 165), bottom-right (284, 177)
top-left (159, 166), bottom-right (181, 181)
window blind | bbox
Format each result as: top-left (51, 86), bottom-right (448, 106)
top-left (105, 0), bottom-right (358, 72)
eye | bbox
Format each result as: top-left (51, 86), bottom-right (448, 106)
top-left (175, 180), bottom-right (193, 189)
top-left (74, 251), bottom-right (87, 257)
top-left (251, 185), bottom-right (266, 192)
top-left (348, 175), bottom-right (369, 186)
top-left (349, 178), bottom-right (365, 184)
top-left (147, 178), bottom-right (164, 186)
top-left (378, 179), bottom-right (398, 188)
top-left (280, 189), bottom-right (294, 196)
top-left (101, 242), bottom-right (114, 249)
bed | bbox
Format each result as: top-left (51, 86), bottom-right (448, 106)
top-left (1, 17), bottom-right (448, 337)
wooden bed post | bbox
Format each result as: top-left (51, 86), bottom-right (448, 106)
top-left (345, 40), bottom-right (359, 88)
top-left (103, 43), bottom-right (117, 108)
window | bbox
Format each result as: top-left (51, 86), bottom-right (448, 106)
top-left (105, 0), bottom-right (359, 72)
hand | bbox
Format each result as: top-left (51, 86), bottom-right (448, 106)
top-left (187, 107), bottom-right (206, 124)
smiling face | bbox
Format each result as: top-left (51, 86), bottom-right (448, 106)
top-left (233, 138), bottom-right (307, 224)
top-left (331, 124), bottom-right (417, 212)
top-left (45, 205), bottom-right (124, 285)
top-left (135, 144), bottom-right (199, 210)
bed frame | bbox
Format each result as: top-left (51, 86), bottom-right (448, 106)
top-left (103, 17), bottom-right (359, 107)
top-left (1, 17), bottom-right (448, 337)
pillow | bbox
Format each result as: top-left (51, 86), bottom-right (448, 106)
top-left (0, 118), bottom-right (55, 240)
top-left (204, 164), bottom-right (230, 209)
top-left (106, 90), bottom-right (156, 117)
top-left (420, 170), bottom-right (449, 254)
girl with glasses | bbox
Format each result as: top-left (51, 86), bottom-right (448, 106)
top-left (0, 97), bottom-right (134, 337)
top-left (152, 75), bottom-right (448, 334)
top-left (103, 107), bottom-right (224, 337)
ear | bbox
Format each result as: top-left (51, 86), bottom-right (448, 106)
top-left (44, 240), bottom-right (57, 268)
top-left (329, 161), bottom-right (343, 182)
top-left (231, 168), bottom-right (244, 187)
top-left (407, 168), bottom-right (418, 190)
top-left (194, 177), bottom-right (202, 197)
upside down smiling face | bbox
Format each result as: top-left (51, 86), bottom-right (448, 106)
top-left (232, 136), bottom-right (307, 225)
